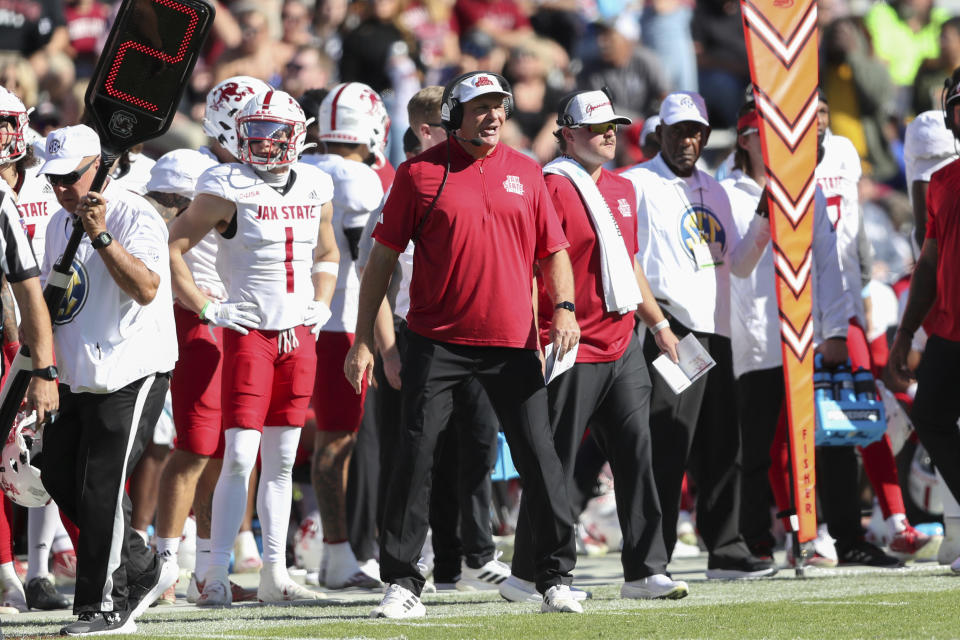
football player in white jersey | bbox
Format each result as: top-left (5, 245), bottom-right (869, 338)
top-left (815, 95), bottom-right (931, 563)
top-left (299, 82), bottom-right (385, 590)
top-left (152, 76), bottom-right (270, 605)
top-left (168, 89), bottom-right (339, 605)
top-left (0, 85), bottom-right (76, 612)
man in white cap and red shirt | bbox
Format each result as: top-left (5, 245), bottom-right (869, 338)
top-left (621, 91), bottom-right (775, 579)
top-left (502, 88), bottom-right (689, 603)
top-left (345, 70), bottom-right (582, 618)
top-left (35, 124), bottom-right (178, 635)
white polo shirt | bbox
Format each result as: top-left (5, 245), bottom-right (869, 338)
top-left (621, 153), bottom-right (769, 337)
top-left (723, 170), bottom-right (850, 378)
top-left (41, 181), bottom-right (177, 393)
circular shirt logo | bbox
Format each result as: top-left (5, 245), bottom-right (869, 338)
top-left (54, 260), bottom-right (88, 325)
top-left (678, 205), bottom-right (727, 263)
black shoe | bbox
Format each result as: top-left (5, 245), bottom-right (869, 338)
top-left (26, 576), bottom-right (70, 610)
top-left (705, 554), bottom-right (779, 579)
top-left (746, 539), bottom-right (775, 562)
top-left (837, 540), bottom-right (904, 567)
top-left (60, 610), bottom-right (136, 636)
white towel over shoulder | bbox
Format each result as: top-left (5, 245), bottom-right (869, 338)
top-left (543, 157), bottom-right (642, 315)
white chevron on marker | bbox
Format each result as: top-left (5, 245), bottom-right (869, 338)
top-left (774, 247), bottom-right (812, 297)
top-left (742, 2), bottom-right (817, 66)
top-left (766, 175), bottom-right (815, 226)
top-left (780, 316), bottom-right (813, 359)
top-left (755, 91), bottom-right (818, 150)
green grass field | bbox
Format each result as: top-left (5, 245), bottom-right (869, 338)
top-left (4, 558), bottom-right (959, 639)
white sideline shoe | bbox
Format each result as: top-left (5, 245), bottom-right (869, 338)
top-left (540, 585), bottom-right (582, 613)
top-left (196, 574), bottom-right (231, 607)
top-left (370, 584), bottom-right (425, 619)
top-left (621, 574), bottom-right (689, 600)
top-left (456, 554), bottom-right (511, 591)
top-left (258, 568), bottom-right (325, 602)
top-left (499, 574), bottom-right (590, 603)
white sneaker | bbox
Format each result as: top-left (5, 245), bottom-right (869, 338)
top-left (456, 554), bottom-right (511, 591)
top-left (498, 574), bottom-right (590, 603)
top-left (293, 517), bottom-right (324, 572)
top-left (130, 560), bottom-right (179, 620)
top-left (540, 585), bottom-right (583, 613)
top-left (672, 539), bottom-right (702, 558)
top-left (258, 569), bottom-right (325, 602)
top-left (937, 518), bottom-right (960, 565)
top-left (186, 573), bottom-right (201, 604)
top-left (196, 572), bottom-right (231, 607)
top-left (358, 558), bottom-right (381, 583)
top-left (621, 574), bottom-right (689, 600)
top-left (370, 584), bottom-right (425, 619)
top-left (323, 544), bottom-right (381, 590)
top-left (2, 583), bottom-right (28, 613)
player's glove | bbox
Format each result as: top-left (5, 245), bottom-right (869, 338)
top-left (303, 300), bottom-right (332, 339)
top-left (200, 300), bottom-right (261, 334)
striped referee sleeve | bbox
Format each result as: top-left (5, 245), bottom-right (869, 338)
top-left (0, 190), bottom-right (40, 283)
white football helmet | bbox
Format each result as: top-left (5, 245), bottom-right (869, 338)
top-left (318, 83), bottom-right (387, 152)
top-left (202, 76), bottom-right (273, 158)
top-left (0, 87), bottom-right (30, 164)
top-left (0, 412), bottom-right (51, 508)
top-left (236, 89), bottom-right (309, 169)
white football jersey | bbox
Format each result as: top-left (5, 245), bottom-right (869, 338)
top-left (41, 180), bottom-right (177, 393)
top-left (177, 148), bottom-right (225, 301)
top-left (197, 162), bottom-right (334, 331)
top-left (816, 131), bottom-right (864, 324)
top-left (299, 154), bottom-right (383, 333)
top-left (111, 151), bottom-right (156, 195)
top-left (14, 164), bottom-right (59, 266)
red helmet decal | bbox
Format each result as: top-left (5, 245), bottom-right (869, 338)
top-left (212, 82), bottom-right (255, 108)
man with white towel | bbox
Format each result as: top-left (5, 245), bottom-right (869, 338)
top-left (502, 89), bottom-right (688, 602)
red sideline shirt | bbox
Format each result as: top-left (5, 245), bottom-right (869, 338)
top-left (539, 169), bottom-right (638, 362)
top-left (374, 140), bottom-right (568, 349)
top-left (924, 159), bottom-right (960, 341)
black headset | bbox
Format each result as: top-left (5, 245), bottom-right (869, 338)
top-left (440, 71), bottom-right (514, 131)
top-left (941, 67), bottom-right (960, 133)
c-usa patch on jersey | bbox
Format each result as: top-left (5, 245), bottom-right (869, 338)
top-left (678, 204), bottom-right (726, 264)
top-left (55, 260), bottom-right (89, 325)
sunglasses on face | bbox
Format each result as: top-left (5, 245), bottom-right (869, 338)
top-left (47, 158), bottom-right (97, 187)
top-left (577, 122), bottom-right (618, 135)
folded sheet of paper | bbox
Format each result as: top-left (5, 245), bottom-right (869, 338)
top-left (652, 333), bottom-right (716, 394)
top-left (543, 342), bottom-right (579, 384)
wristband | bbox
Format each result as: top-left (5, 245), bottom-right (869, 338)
top-left (312, 261), bottom-right (339, 277)
top-left (199, 300), bottom-right (211, 322)
top-left (652, 319), bottom-right (670, 334)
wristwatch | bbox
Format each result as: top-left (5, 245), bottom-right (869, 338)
top-left (91, 231), bottom-right (113, 250)
top-left (554, 301), bottom-right (576, 313)
top-left (32, 366), bottom-right (59, 381)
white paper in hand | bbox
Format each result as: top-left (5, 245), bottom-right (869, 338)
top-left (652, 334), bottom-right (716, 394)
top-left (543, 342), bottom-right (579, 384)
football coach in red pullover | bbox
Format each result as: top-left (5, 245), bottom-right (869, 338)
top-left (345, 71), bottom-right (583, 618)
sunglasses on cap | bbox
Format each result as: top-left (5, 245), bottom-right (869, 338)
top-left (47, 157), bottom-right (97, 187)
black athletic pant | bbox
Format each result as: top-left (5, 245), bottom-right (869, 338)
top-left (643, 320), bottom-right (753, 564)
top-left (347, 384), bottom-right (379, 562)
top-left (513, 334), bottom-right (668, 582)
top-left (737, 366), bottom-right (784, 550)
top-left (570, 433), bottom-right (607, 513)
top-left (41, 373), bottom-right (169, 614)
top-left (429, 378), bottom-right (499, 582)
top-left (380, 330), bottom-right (576, 596)
top-left (909, 335), bottom-right (960, 511)
top-left (376, 318), bottom-right (498, 583)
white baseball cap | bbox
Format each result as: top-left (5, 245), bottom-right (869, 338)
top-left (659, 92), bottom-right (709, 127)
top-left (451, 73), bottom-right (512, 105)
top-left (38, 125), bottom-right (101, 175)
top-left (904, 110), bottom-right (958, 183)
top-left (557, 90), bottom-right (632, 127)
top-left (146, 149), bottom-right (218, 200)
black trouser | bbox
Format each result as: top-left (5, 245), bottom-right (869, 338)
top-left (737, 366), bottom-right (784, 550)
top-left (376, 319), bottom-right (498, 582)
top-left (379, 330), bottom-right (575, 596)
top-left (909, 335), bottom-right (960, 511)
top-left (571, 433), bottom-right (608, 514)
top-left (643, 321), bottom-right (752, 563)
top-left (513, 334), bottom-right (668, 582)
top-left (429, 378), bottom-right (499, 582)
top-left (41, 373), bottom-right (169, 613)
top-left (347, 384), bottom-right (379, 562)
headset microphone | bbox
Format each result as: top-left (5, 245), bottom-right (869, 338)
top-left (451, 132), bottom-right (483, 147)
